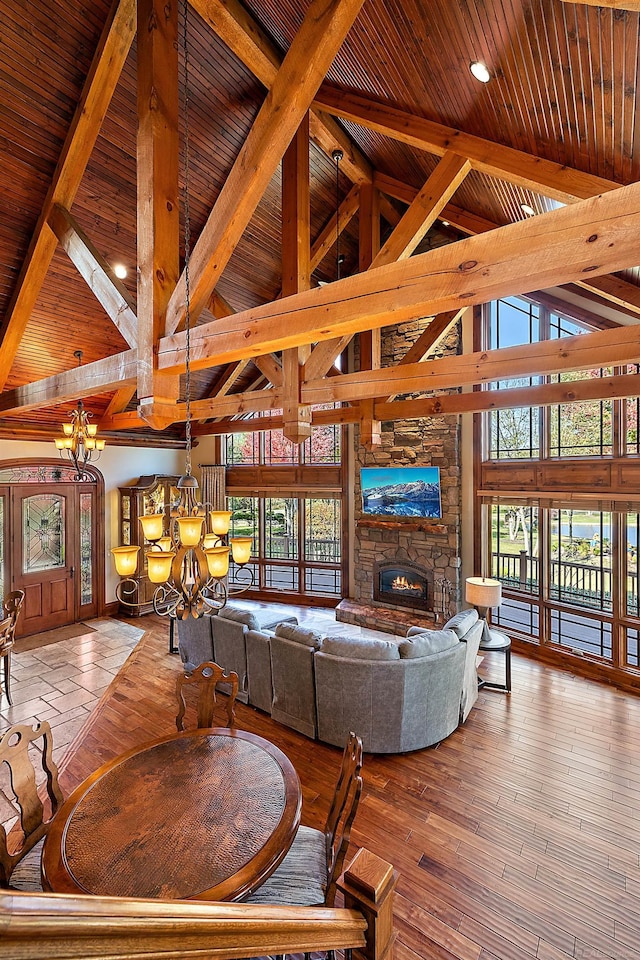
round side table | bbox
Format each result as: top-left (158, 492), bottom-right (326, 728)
top-left (478, 629), bottom-right (511, 693)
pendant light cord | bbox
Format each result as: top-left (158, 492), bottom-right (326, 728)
top-left (182, 0), bottom-right (193, 477)
top-left (332, 149), bottom-right (343, 281)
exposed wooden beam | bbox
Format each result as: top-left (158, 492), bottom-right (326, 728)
top-left (0, 0), bottom-right (136, 390)
top-left (306, 161), bottom-right (469, 385)
top-left (376, 372), bottom-right (640, 421)
top-left (190, 389), bottom-right (284, 420)
top-left (191, 403), bottom-right (359, 436)
top-left (136, 0), bottom-right (180, 425)
top-left (98, 410), bottom-right (148, 431)
top-left (314, 85), bottom-right (619, 205)
top-left (190, 0), bottom-right (373, 186)
top-left (375, 172), bottom-right (640, 318)
top-left (165, 0), bottom-right (367, 334)
top-left (304, 336), bottom-right (352, 381)
top-left (574, 274), bottom-right (640, 314)
top-left (371, 153), bottom-right (471, 268)
top-left (157, 181), bottom-right (640, 375)
top-left (311, 186), bottom-right (360, 272)
top-left (164, 369), bottom-right (640, 433)
top-left (210, 360), bottom-right (251, 398)
top-left (561, 1), bottom-right (640, 9)
top-left (209, 290), bottom-right (236, 318)
top-left (253, 354), bottom-right (283, 387)
top-left (399, 309), bottom-right (465, 367)
top-left (0, 351), bottom-right (137, 417)
top-left (282, 116), bottom-right (312, 443)
top-left (102, 385), bottom-right (137, 420)
top-left (47, 205), bottom-right (138, 349)
top-left (303, 322), bottom-right (640, 405)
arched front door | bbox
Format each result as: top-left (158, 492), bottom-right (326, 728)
top-left (0, 460), bottom-right (103, 637)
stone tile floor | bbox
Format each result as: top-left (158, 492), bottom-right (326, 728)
top-left (0, 619), bottom-right (145, 765)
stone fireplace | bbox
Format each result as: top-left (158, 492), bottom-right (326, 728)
top-left (373, 560), bottom-right (431, 611)
top-left (338, 316), bottom-right (463, 634)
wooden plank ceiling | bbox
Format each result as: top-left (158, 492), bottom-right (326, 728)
top-left (1, 0), bottom-right (640, 444)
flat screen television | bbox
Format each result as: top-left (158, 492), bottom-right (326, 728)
top-left (361, 466), bottom-right (442, 519)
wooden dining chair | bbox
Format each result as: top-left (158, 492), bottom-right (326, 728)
top-left (0, 589), bottom-right (25, 706)
top-left (0, 720), bottom-right (64, 890)
top-left (175, 661), bottom-right (239, 731)
top-left (246, 731), bottom-right (364, 907)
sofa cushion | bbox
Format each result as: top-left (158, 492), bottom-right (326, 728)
top-left (398, 628), bottom-right (458, 659)
top-left (219, 605), bottom-right (261, 630)
top-left (275, 622), bottom-right (324, 649)
top-left (444, 608), bottom-right (479, 639)
top-left (321, 635), bottom-right (401, 661)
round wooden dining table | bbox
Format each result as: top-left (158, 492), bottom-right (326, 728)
top-left (41, 727), bottom-right (301, 901)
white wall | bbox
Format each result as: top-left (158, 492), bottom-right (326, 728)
top-left (0, 437), bottom-right (183, 608)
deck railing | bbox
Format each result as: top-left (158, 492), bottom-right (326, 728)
top-left (493, 550), bottom-right (639, 611)
top-left (0, 848), bottom-right (396, 960)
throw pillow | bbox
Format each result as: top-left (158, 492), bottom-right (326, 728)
top-left (275, 622), bottom-right (324, 649)
top-left (321, 635), bottom-right (401, 661)
top-left (398, 628), bottom-right (458, 659)
top-left (444, 608), bottom-right (479, 639)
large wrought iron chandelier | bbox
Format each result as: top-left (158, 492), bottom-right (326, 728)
top-left (111, 1), bottom-right (252, 620)
top-left (54, 352), bottom-right (106, 481)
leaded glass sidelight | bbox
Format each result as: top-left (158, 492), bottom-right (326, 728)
top-left (80, 492), bottom-right (93, 605)
top-left (23, 494), bottom-right (65, 573)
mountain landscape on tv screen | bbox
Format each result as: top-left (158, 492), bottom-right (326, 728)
top-left (362, 478), bottom-right (441, 518)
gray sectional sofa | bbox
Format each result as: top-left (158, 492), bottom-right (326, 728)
top-left (178, 604), bottom-right (482, 753)
top-left (177, 603), bottom-right (297, 703)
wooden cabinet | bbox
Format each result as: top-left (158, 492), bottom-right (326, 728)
top-left (117, 475), bottom-right (180, 615)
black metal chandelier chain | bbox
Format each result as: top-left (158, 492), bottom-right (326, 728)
top-left (181, 0), bottom-right (193, 477)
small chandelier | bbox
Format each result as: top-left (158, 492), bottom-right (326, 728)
top-left (111, 0), bottom-right (252, 620)
top-left (54, 352), bottom-right (105, 481)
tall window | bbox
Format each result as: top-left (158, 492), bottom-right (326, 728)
top-left (487, 299), bottom-right (616, 460)
top-left (226, 416), bottom-right (341, 465)
top-left (227, 495), bottom-right (342, 598)
top-left (225, 416), bottom-right (344, 600)
top-left (481, 295), bottom-right (640, 673)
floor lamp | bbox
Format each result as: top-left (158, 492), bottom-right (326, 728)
top-left (465, 576), bottom-right (502, 642)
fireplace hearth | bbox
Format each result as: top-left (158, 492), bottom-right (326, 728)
top-left (373, 560), bottom-right (431, 611)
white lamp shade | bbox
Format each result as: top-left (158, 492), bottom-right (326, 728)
top-left (465, 576), bottom-right (502, 609)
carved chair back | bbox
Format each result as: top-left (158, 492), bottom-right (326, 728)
top-left (175, 661), bottom-right (239, 731)
top-left (0, 617), bottom-right (13, 657)
top-left (324, 731), bottom-right (363, 905)
top-left (0, 721), bottom-right (63, 888)
top-left (0, 590), bottom-right (25, 654)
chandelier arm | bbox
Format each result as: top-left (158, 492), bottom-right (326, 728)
top-left (228, 563), bottom-right (256, 596)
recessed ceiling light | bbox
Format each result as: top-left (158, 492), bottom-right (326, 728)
top-left (520, 203), bottom-right (536, 217)
top-left (470, 61), bottom-right (491, 83)
top-left (441, 219), bottom-right (450, 227)
top-left (114, 263), bottom-right (127, 279)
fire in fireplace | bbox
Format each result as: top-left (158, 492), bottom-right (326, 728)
top-left (373, 560), bottom-right (430, 611)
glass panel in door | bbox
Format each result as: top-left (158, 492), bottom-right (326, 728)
top-left (23, 494), bottom-right (65, 573)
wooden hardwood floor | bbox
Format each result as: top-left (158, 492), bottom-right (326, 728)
top-left (19, 609), bottom-right (640, 960)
